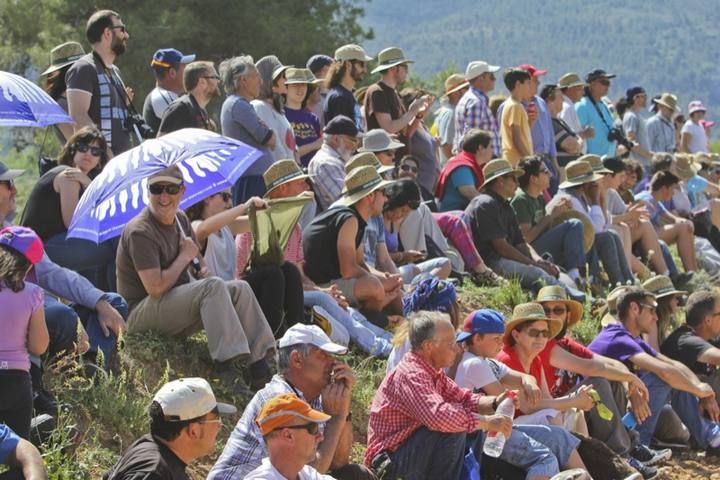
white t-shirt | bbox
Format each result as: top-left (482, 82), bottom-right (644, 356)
top-left (192, 222), bottom-right (236, 281)
top-left (681, 120), bottom-right (708, 153)
top-left (454, 352), bottom-right (509, 391)
top-left (245, 458), bottom-right (336, 480)
top-left (252, 100), bottom-right (297, 161)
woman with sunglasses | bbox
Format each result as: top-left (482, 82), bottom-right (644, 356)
top-left (21, 126), bottom-right (117, 290)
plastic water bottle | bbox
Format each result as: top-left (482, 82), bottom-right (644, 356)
top-left (482, 391), bottom-right (517, 457)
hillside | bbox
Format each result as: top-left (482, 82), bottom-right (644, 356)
top-left (360, 0), bottom-right (720, 125)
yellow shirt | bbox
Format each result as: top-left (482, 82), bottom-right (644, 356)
top-left (501, 97), bottom-right (533, 166)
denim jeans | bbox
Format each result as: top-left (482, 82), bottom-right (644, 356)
top-left (588, 230), bottom-right (633, 286)
top-left (639, 371), bottom-right (720, 448)
top-left (532, 218), bottom-right (587, 271)
top-left (381, 427), bottom-right (467, 480)
top-left (43, 233), bottom-right (118, 291)
top-left (489, 257), bottom-right (585, 302)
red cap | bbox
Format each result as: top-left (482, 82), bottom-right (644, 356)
top-left (518, 64), bottom-right (547, 77)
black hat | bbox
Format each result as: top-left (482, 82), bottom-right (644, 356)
top-left (626, 86), bottom-right (646, 100)
top-left (323, 115), bottom-right (359, 137)
top-left (585, 69), bottom-right (616, 83)
top-left (306, 54), bottom-right (333, 75)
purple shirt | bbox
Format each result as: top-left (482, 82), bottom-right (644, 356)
top-left (0, 281), bottom-right (44, 371)
top-left (285, 107), bottom-right (321, 167)
top-left (588, 323), bottom-right (657, 372)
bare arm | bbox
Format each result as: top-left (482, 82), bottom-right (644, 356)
top-left (136, 238), bottom-right (197, 298)
top-left (375, 241), bottom-right (398, 274)
top-left (337, 218), bottom-right (367, 279)
top-left (67, 90), bottom-right (94, 131)
top-left (631, 352), bottom-right (711, 397)
top-left (26, 306), bottom-right (49, 356)
top-left (8, 438), bottom-right (47, 480)
top-left (55, 175), bottom-right (82, 229)
top-left (297, 137), bottom-right (323, 158)
top-left (510, 125), bottom-right (532, 157)
top-left (457, 184), bottom-right (481, 202)
top-left (679, 131), bottom-right (691, 153)
top-left (441, 143), bottom-right (453, 160)
top-left (698, 346), bottom-right (720, 366)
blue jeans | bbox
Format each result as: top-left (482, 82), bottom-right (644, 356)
top-left (532, 218), bottom-right (586, 271)
top-left (43, 233), bottom-right (118, 291)
top-left (489, 257), bottom-right (585, 302)
top-left (232, 174), bottom-right (266, 206)
top-left (588, 230), bottom-right (633, 286)
top-left (381, 427), bottom-right (466, 480)
top-left (639, 372), bottom-right (720, 448)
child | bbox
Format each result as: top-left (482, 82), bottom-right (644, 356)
top-left (500, 68), bottom-right (534, 166)
top-left (0, 226), bottom-right (48, 439)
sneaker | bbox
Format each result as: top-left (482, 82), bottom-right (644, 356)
top-left (212, 357), bottom-right (253, 397)
top-left (549, 468), bottom-right (590, 480)
top-left (470, 269), bottom-right (506, 287)
top-left (625, 456), bottom-right (658, 480)
top-left (630, 444), bottom-right (672, 466)
top-left (670, 271), bottom-right (694, 289)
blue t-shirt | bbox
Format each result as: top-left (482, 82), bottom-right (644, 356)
top-left (437, 166), bottom-right (475, 212)
top-left (363, 215), bottom-right (386, 267)
top-left (323, 85), bottom-right (364, 132)
top-left (588, 323), bottom-right (657, 372)
top-left (575, 96), bottom-right (616, 157)
top-left (220, 95), bottom-right (274, 176)
top-left (0, 424), bottom-right (20, 465)
top-left (285, 106), bottom-right (321, 167)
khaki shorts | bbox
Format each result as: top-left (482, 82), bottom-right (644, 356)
top-left (321, 277), bottom-right (358, 307)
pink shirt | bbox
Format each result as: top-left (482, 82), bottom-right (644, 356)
top-left (0, 282), bottom-right (44, 371)
top-left (235, 224), bottom-right (304, 277)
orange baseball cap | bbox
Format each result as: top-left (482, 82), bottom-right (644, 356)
top-left (256, 393), bottom-right (330, 436)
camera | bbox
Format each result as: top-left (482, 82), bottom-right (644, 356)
top-left (607, 127), bottom-right (634, 152)
top-left (124, 114), bottom-right (155, 140)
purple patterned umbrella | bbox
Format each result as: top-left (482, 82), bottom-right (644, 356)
top-left (0, 70), bottom-right (73, 127)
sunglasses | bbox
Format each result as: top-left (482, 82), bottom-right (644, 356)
top-left (148, 183), bottom-right (182, 195)
top-left (110, 25), bottom-right (128, 34)
top-left (543, 306), bottom-right (567, 316)
top-left (639, 303), bottom-right (657, 314)
top-left (214, 192), bottom-right (232, 201)
top-left (524, 328), bottom-right (551, 339)
top-left (203, 75), bottom-right (221, 80)
top-left (74, 143), bottom-right (104, 157)
top-left (0, 180), bottom-right (14, 189)
top-left (280, 423), bottom-right (320, 435)
top-left (400, 164), bottom-right (418, 173)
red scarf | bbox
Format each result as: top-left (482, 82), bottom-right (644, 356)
top-left (434, 150), bottom-right (485, 200)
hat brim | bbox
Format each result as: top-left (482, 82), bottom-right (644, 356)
top-left (672, 164), bottom-right (699, 180)
top-left (216, 401), bottom-right (238, 415)
top-left (480, 167), bottom-right (524, 188)
top-left (550, 210), bottom-right (595, 253)
top-left (558, 171), bottom-right (604, 190)
top-left (263, 172), bottom-right (311, 197)
top-left (465, 65), bottom-right (501, 80)
top-left (654, 100), bottom-right (679, 113)
top-left (41, 59), bottom-right (80, 76)
top-left (537, 297), bottom-right (584, 328)
top-left (601, 312), bottom-right (618, 327)
top-left (654, 288), bottom-right (687, 300)
top-left (317, 341), bottom-right (348, 355)
top-left (371, 60), bottom-right (414, 74)
top-left (148, 175), bottom-right (184, 185)
top-left (456, 331), bottom-right (473, 343)
top-left (503, 315), bottom-right (564, 346)
top-left (444, 82), bottom-right (470, 96)
top-left (336, 178), bottom-right (396, 206)
top-left (0, 168), bottom-right (26, 181)
top-left (358, 140), bottom-right (405, 152)
top-left (180, 54), bottom-right (196, 64)
top-left (272, 65), bottom-right (293, 80)
top-left (559, 81), bottom-right (586, 89)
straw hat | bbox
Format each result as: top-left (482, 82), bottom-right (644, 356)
top-left (443, 74), bottom-right (469, 96)
top-left (559, 160), bottom-right (604, 189)
top-left (641, 275), bottom-right (687, 300)
top-left (653, 93), bottom-right (679, 113)
top-left (557, 73), bottom-right (585, 89)
top-left (358, 129), bottom-right (405, 153)
top-left (336, 165), bottom-right (395, 206)
top-left (536, 285), bottom-right (584, 328)
top-left (480, 159), bottom-right (524, 188)
top-left (41, 41), bottom-right (85, 76)
top-left (671, 154), bottom-right (700, 180)
top-left (284, 67), bottom-right (321, 85)
top-left (503, 302), bottom-right (564, 346)
top-left (599, 285), bottom-right (633, 326)
top-left (550, 210), bottom-right (595, 253)
top-left (263, 159), bottom-right (310, 196)
top-left (345, 152), bottom-right (394, 176)
top-left (581, 154), bottom-right (612, 174)
top-left (371, 47), bottom-right (414, 74)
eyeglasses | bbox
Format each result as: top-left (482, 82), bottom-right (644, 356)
top-left (524, 328), bottom-right (551, 339)
top-left (543, 306), bottom-right (567, 316)
top-left (214, 192), bottom-right (232, 201)
top-left (203, 75), bottom-right (221, 80)
top-left (639, 303), bottom-right (657, 314)
top-left (197, 417), bottom-right (222, 426)
top-left (110, 25), bottom-right (128, 34)
top-left (0, 180), bottom-right (14, 189)
top-left (74, 143), bottom-right (104, 157)
top-left (399, 164), bottom-right (418, 173)
top-left (148, 183), bottom-right (183, 195)
top-left (280, 423), bottom-right (320, 435)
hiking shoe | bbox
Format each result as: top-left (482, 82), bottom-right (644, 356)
top-left (212, 357), bottom-right (253, 397)
top-left (33, 387), bottom-right (59, 417)
top-left (247, 358), bottom-right (273, 391)
top-left (625, 457), bottom-right (658, 480)
top-left (670, 271), bottom-right (694, 289)
top-left (470, 269), bottom-right (506, 287)
top-left (630, 444), bottom-right (672, 466)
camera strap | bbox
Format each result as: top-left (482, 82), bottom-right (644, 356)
top-left (588, 95), bottom-right (613, 133)
top-left (93, 51), bottom-right (137, 119)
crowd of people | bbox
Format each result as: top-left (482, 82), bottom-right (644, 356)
top-left (2, 7), bottom-right (720, 480)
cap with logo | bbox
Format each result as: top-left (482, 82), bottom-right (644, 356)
top-left (334, 44), bottom-right (373, 63)
top-left (151, 48), bottom-right (196, 69)
top-left (148, 164), bottom-right (184, 186)
top-left (152, 377), bottom-right (237, 421)
top-left (255, 393), bottom-right (331, 436)
top-left (371, 47), bottom-right (414, 74)
top-left (0, 226), bottom-right (44, 265)
top-left (456, 309), bottom-right (505, 343)
top-left (278, 324), bottom-right (348, 354)
top-left (465, 60), bottom-right (500, 81)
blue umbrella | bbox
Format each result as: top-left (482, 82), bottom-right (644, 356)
top-left (67, 128), bottom-right (263, 243)
top-left (0, 70), bottom-right (73, 127)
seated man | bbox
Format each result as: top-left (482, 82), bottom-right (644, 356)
top-left (117, 165), bottom-right (276, 394)
top-left (511, 155), bottom-right (587, 286)
top-left (0, 424), bottom-right (47, 480)
top-left (210, 324), bottom-right (374, 480)
top-left (589, 287), bottom-right (720, 454)
top-left (105, 378), bottom-right (235, 480)
top-left (303, 166), bottom-right (401, 313)
top-left (248, 394), bottom-right (335, 480)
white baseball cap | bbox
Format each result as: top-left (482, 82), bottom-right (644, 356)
top-left (465, 60), bottom-right (500, 81)
top-left (278, 324), bottom-right (348, 354)
top-left (153, 377), bottom-right (236, 421)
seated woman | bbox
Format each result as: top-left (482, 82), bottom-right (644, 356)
top-left (20, 126), bottom-right (117, 291)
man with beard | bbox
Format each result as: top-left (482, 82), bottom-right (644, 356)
top-left (66, 9), bottom-right (132, 157)
top-left (157, 62), bottom-right (220, 136)
top-left (323, 44), bottom-right (373, 130)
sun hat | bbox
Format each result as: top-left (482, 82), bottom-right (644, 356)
top-left (150, 48), bottom-right (196, 69)
top-left (345, 152), bottom-right (394, 176)
top-left (688, 100), bottom-right (707, 115)
top-left (480, 159), bottom-right (524, 188)
top-left (263, 159), bottom-right (310, 196)
top-left (323, 115), bottom-right (359, 137)
top-left (335, 165), bottom-right (395, 206)
top-left (334, 44), bottom-right (373, 62)
top-left (255, 393), bottom-right (330, 436)
top-left (148, 164), bottom-right (184, 185)
top-left (536, 285), bottom-right (584, 328)
top-left (653, 93), bottom-right (679, 113)
top-left (456, 309), bottom-right (505, 343)
top-left (549, 210), bottom-right (595, 253)
top-left (557, 73), bottom-right (585, 89)
top-left (503, 303), bottom-right (564, 346)
top-left (518, 64), bottom-right (548, 77)
top-left (278, 324), bottom-right (348, 354)
top-left (371, 47), bottom-right (414, 74)
top-left (581, 154), bottom-right (613, 174)
top-left (558, 160), bottom-right (604, 189)
top-left (443, 74), bottom-right (469, 96)
top-left (357, 129), bottom-right (405, 153)
top-left (41, 41), bottom-right (86, 76)
top-left (671, 154), bottom-right (700, 181)
top-left (585, 69), bottom-right (616, 83)
top-left (0, 226), bottom-right (44, 265)
top-left (306, 54), bottom-right (334, 75)
top-left (0, 161), bottom-right (25, 182)
top-left (284, 67), bottom-right (321, 85)
top-left (464, 60), bottom-right (501, 81)
top-left (641, 275), bottom-right (687, 300)
top-left (153, 377), bottom-right (236, 421)
top-left (601, 285), bottom-right (633, 326)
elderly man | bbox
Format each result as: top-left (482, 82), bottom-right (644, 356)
top-left (434, 74), bottom-right (468, 163)
top-left (142, 48), bottom-right (195, 133)
top-left (105, 378), bottom-right (235, 479)
top-left (557, 73), bottom-right (594, 154)
top-left (324, 44), bottom-right (373, 129)
top-left (116, 165), bottom-right (276, 394)
top-left (210, 324), bottom-right (375, 480)
top-left (646, 93), bottom-right (679, 153)
top-left (157, 61), bottom-right (220, 136)
top-left (453, 60), bottom-right (502, 157)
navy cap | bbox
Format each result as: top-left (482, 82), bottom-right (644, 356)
top-left (323, 115), bottom-right (359, 137)
top-left (456, 309), bottom-right (505, 343)
top-left (306, 54), bottom-right (334, 75)
top-left (151, 48), bottom-right (196, 69)
top-left (626, 86), bottom-right (646, 100)
top-left (585, 69), bottom-right (616, 83)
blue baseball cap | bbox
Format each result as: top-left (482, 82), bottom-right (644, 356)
top-left (456, 309), bottom-right (505, 343)
top-left (151, 48), bottom-right (196, 69)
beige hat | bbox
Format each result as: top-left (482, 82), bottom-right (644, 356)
top-left (503, 303), bottom-right (564, 346)
top-left (444, 74), bottom-right (469, 96)
top-left (148, 164), bottom-right (184, 185)
top-left (371, 47), bottom-right (414, 74)
top-left (334, 44), bottom-right (373, 62)
top-left (358, 129), bottom-right (405, 153)
top-left (671, 154), bottom-right (700, 180)
top-left (601, 285), bottom-right (633, 326)
top-left (654, 93), bottom-right (680, 113)
top-left (480, 159), bottom-right (524, 188)
top-left (557, 73), bottom-right (585, 89)
top-left (550, 210), bottom-right (595, 253)
top-left (641, 275), bottom-right (687, 300)
top-left (465, 60), bottom-right (501, 81)
top-left (336, 165), bottom-right (395, 206)
top-left (581, 154), bottom-right (613, 174)
top-left (284, 67), bottom-right (321, 85)
top-left (345, 152), bottom-right (394, 176)
top-left (263, 159), bottom-right (310, 196)
top-left (41, 41), bottom-right (85, 76)
top-left (153, 377), bottom-right (236, 421)
top-left (559, 160), bottom-right (604, 189)
top-left (536, 285), bottom-right (584, 328)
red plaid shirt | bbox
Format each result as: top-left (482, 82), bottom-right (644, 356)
top-left (364, 352), bottom-right (484, 465)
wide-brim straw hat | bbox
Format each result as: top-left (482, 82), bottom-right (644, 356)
top-left (41, 41), bottom-right (85, 76)
top-left (263, 159), bottom-right (310, 196)
top-left (284, 67), bottom-right (322, 85)
top-left (653, 93), bottom-right (679, 113)
top-left (503, 302), bottom-right (564, 346)
top-left (480, 159), bottom-right (524, 188)
top-left (641, 275), bottom-right (687, 300)
top-left (550, 210), bottom-right (595, 253)
top-left (344, 152), bottom-right (394, 177)
top-left (581, 154), bottom-right (613, 175)
top-left (559, 160), bottom-right (604, 189)
top-left (371, 47), bottom-right (414, 74)
top-left (557, 72), bottom-right (585, 89)
top-left (336, 165), bottom-right (395, 206)
top-left (443, 74), bottom-right (469, 96)
top-left (671, 154), bottom-right (700, 180)
top-left (357, 129), bottom-right (405, 153)
top-left (536, 285), bottom-right (584, 328)
top-left (600, 285), bottom-right (633, 326)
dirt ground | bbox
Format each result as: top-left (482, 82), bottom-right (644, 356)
top-left (657, 449), bottom-right (719, 479)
